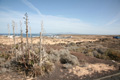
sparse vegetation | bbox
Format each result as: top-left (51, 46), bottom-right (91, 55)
top-left (0, 13), bottom-right (120, 80)
top-left (0, 13), bottom-right (80, 78)
top-left (0, 13), bottom-right (57, 77)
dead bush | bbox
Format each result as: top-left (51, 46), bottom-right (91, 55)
top-left (69, 42), bottom-right (76, 46)
top-left (59, 49), bottom-right (70, 57)
top-left (0, 52), bottom-right (11, 60)
top-left (42, 61), bottom-right (55, 74)
top-left (93, 51), bottom-right (99, 57)
top-left (48, 54), bottom-right (60, 63)
top-left (104, 49), bottom-right (120, 61)
top-left (11, 50), bottom-right (55, 77)
top-left (97, 48), bottom-right (106, 54)
top-left (48, 49), bottom-right (60, 63)
top-left (60, 53), bottom-right (79, 65)
top-left (48, 49), bottom-right (79, 66)
top-left (32, 61), bottom-right (55, 77)
top-left (86, 52), bottom-right (94, 57)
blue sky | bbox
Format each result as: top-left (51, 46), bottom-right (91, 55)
top-left (0, 0), bottom-right (120, 34)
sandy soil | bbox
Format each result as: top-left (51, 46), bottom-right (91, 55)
top-left (68, 63), bottom-right (116, 77)
top-left (0, 35), bottom-right (113, 45)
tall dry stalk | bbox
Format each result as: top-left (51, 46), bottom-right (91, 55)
top-left (30, 27), bottom-right (33, 49)
top-left (16, 23), bottom-right (18, 44)
top-left (39, 32), bottom-right (42, 66)
top-left (20, 21), bottom-right (23, 54)
top-left (8, 24), bottom-right (12, 55)
top-left (8, 24), bottom-right (10, 44)
top-left (29, 27), bottom-right (32, 59)
top-left (24, 13), bottom-right (29, 47)
top-left (23, 13), bottom-right (30, 61)
top-left (16, 23), bottom-right (21, 53)
top-left (12, 21), bottom-right (17, 60)
top-left (39, 21), bottom-right (43, 66)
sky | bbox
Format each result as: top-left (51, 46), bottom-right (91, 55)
top-left (0, 0), bottom-right (120, 34)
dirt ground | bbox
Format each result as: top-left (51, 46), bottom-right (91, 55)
top-left (0, 35), bottom-right (120, 80)
top-left (0, 35), bottom-right (110, 45)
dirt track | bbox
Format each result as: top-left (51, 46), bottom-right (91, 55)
top-left (95, 72), bottom-right (120, 80)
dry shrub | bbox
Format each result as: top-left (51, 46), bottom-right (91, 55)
top-left (69, 42), bottom-right (76, 46)
top-left (10, 44), bottom-right (79, 77)
top-left (31, 61), bottom-right (55, 77)
top-left (0, 52), bottom-right (11, 60)
top-left (60, 53), bottom-right (79, 65)
top-left (93, 49), bottom-right (120, 61)
top-left (11, 50), bottom-right (55, 77)
top-left (42, 61), bottom-right (55, 74)
top-left (48, 49), bottom-right (60, 63)
top-left (34, 47), bottom-right (39, 54)
top-left (48, 49), bottom-right (79, 66)
top-left (93, 51), bottom-right (99, 57)
top-left (96, 48), bottom-right (106, 54)
top-left (104, 49), bottom-right (120, 61)
top-left (85, 52), bottom-right (94, 57)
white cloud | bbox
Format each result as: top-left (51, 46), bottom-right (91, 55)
top-left (105, 12), bottom-right (120, 26)
top-left (0, 9), bottom-right (93, 34)
top-left (0, 9), bottom-right (120, 34)
top-left (0, 0), bottom-right (120, 34)
top-left (20, 0), bottom-right (95, 33)
top-left (22, 0), bottom-right (42, 15)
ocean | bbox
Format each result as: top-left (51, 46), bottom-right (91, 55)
top-left (0, 33), bottom-right (60, 37)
